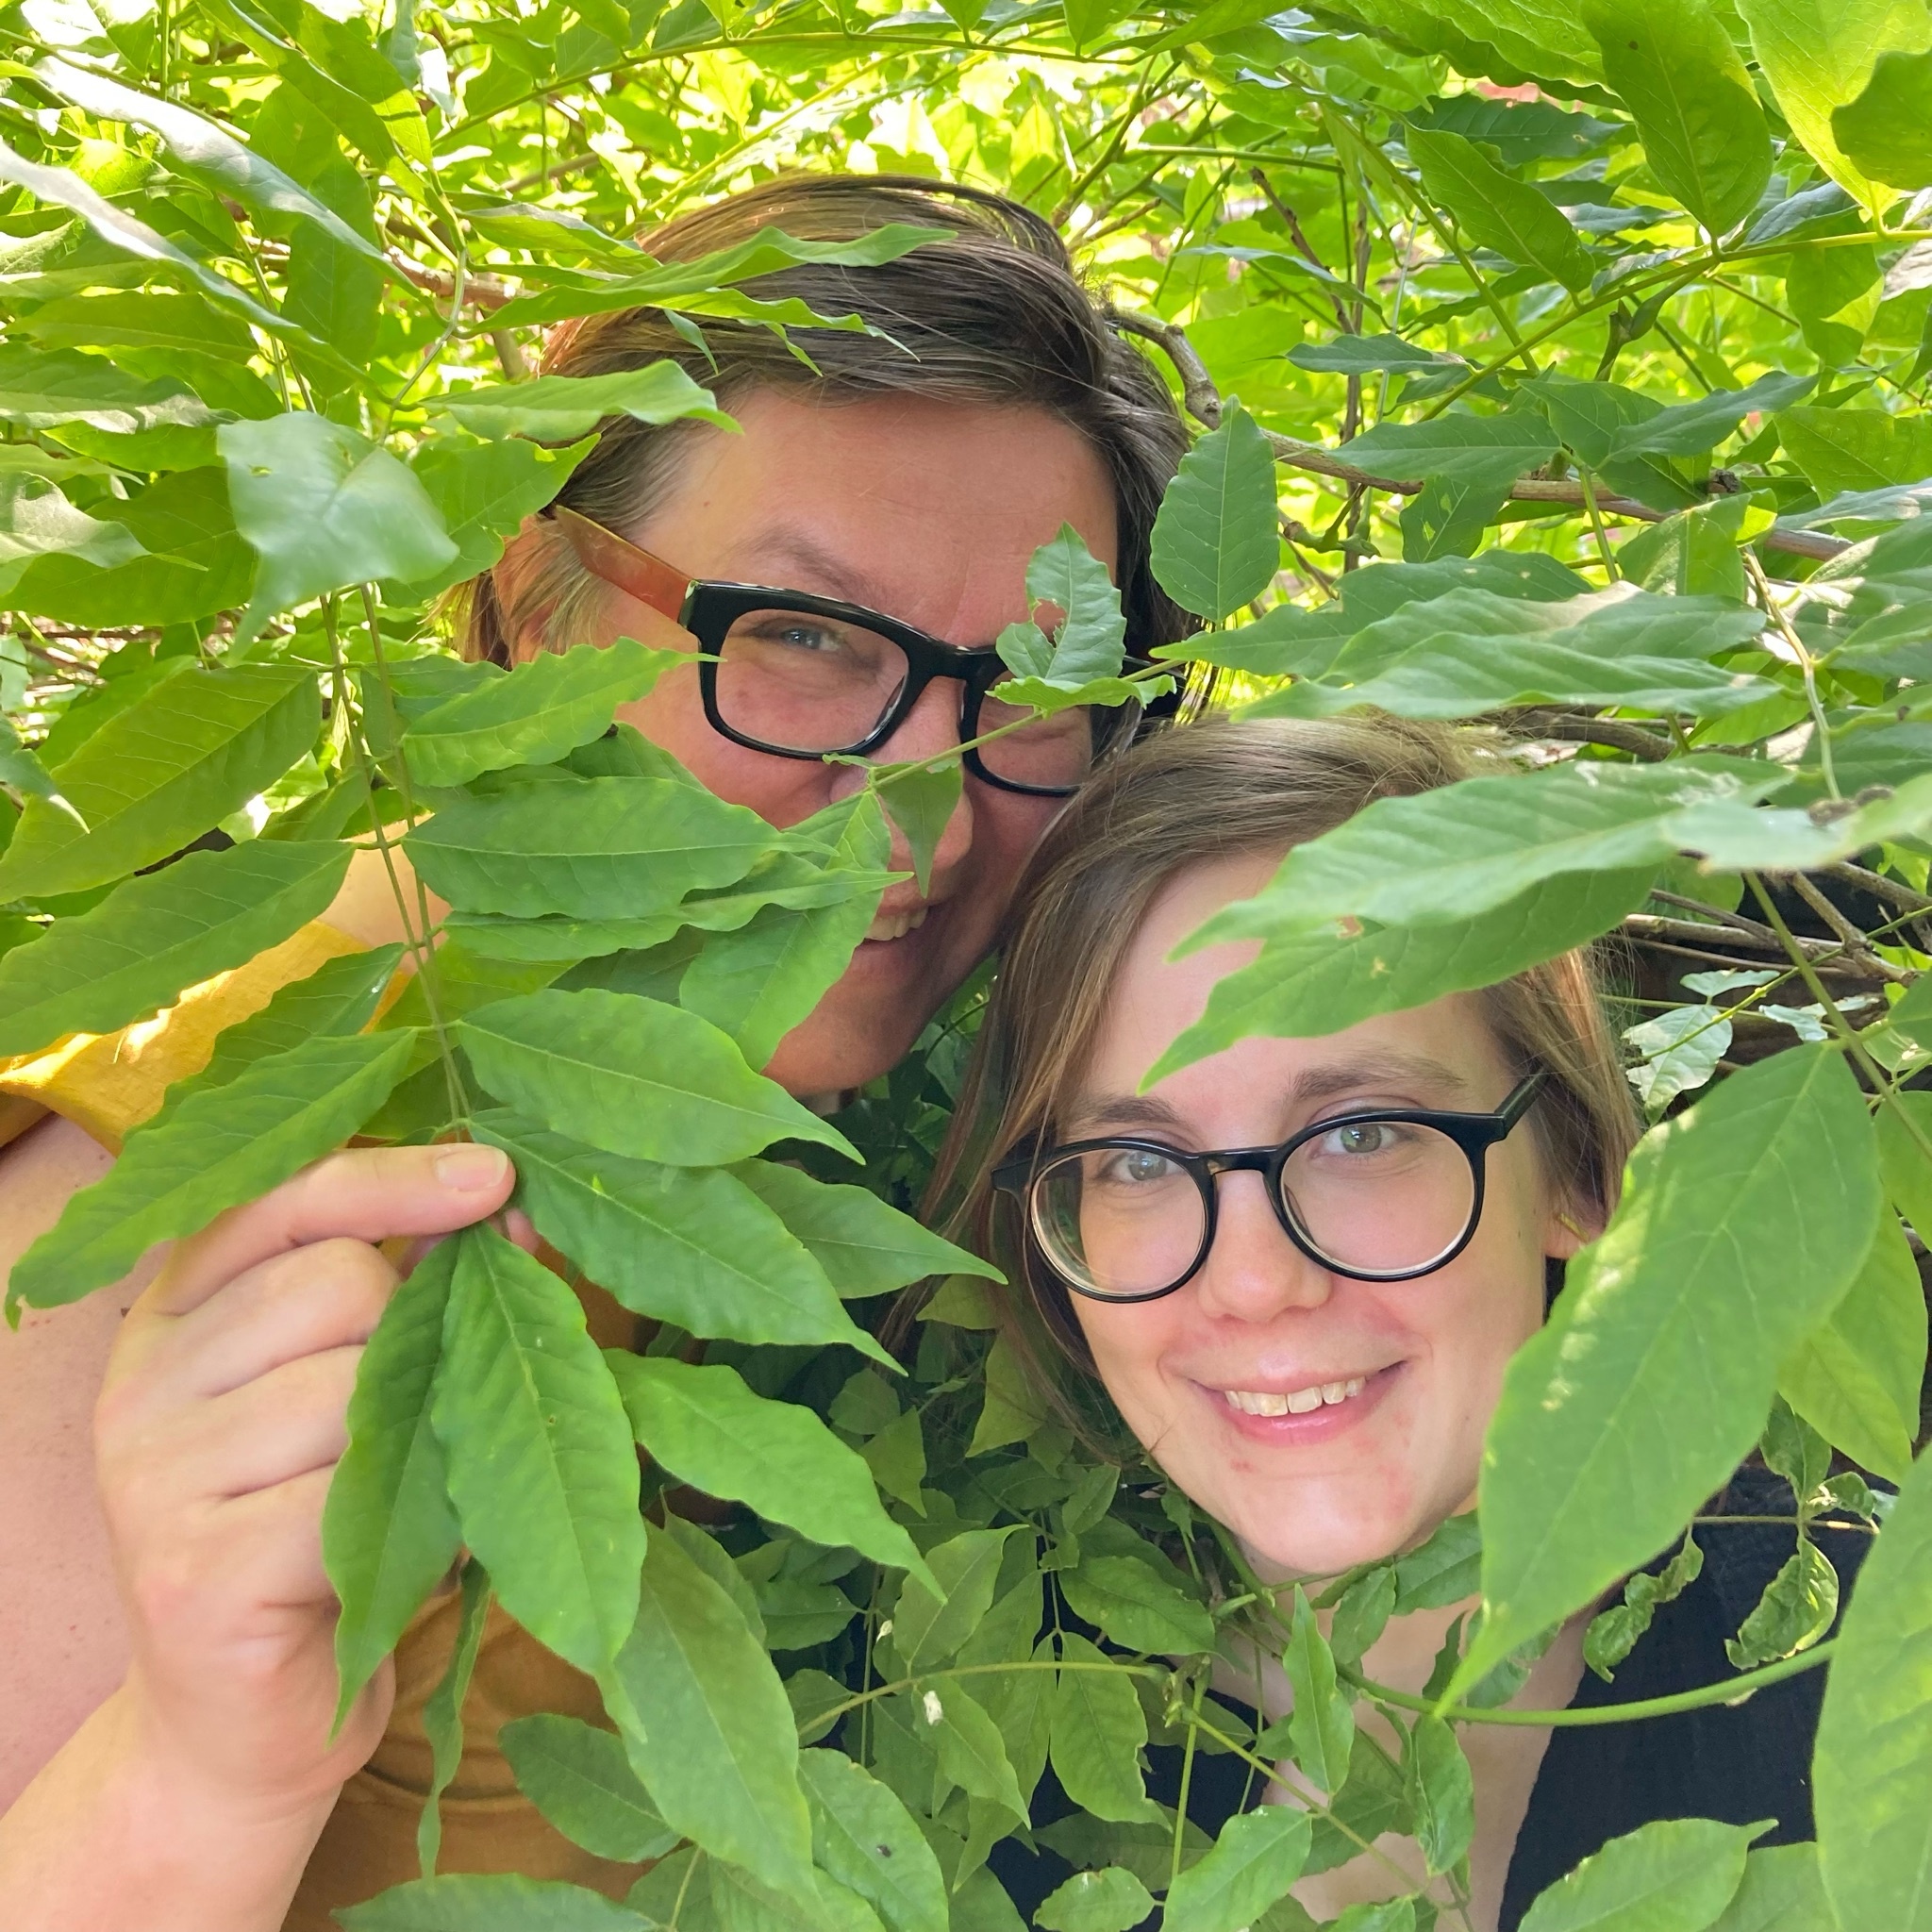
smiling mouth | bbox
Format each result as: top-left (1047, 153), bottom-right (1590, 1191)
top-left (864, 904), bottom-right (931, 943)
top-left (1221, 1378), bottom-right (1367, 1417)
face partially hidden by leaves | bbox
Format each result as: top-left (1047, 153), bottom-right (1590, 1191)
top-left (1066, 853), bottom-right (1586, 1580)
top-left (507, 388), bottom-right (1117, 1098)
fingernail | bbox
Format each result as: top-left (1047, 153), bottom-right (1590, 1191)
top-left (435, 1143), bottom-right (510, 1191)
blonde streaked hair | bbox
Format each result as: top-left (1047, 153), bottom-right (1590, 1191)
top-left (925, 713), bottom-right (1640, 1378)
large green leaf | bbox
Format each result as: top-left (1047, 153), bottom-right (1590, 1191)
top-left (458, 989), bottom-right (857, 1165)
top-left (1407, 127), bottom-right (1592, 291)
top-left (1815, 1443), bottom-right (1932, 1931)
top-left (729, 1158), bottom-right (998, 1295)
top-left (471, 1110), bottom-right (886, 1357)
top-left (1033, 1868), bottom-right (1154, 1932)
top-left (9, 1025), bottom-right (417, 1311)
top-left (1832, 48), bottom-right (1932, 191)
top-left (0, 665), bottom-right (321, 899)
top-left (431, 1224), bottom-right (644, 1674)
top-left (337, 1874), bottom-right (653, 1930)
top-left (0, 475), bottom-right (142, 599)
top-left (1161, 1809), bottom-right (1313, 1932)
top-left (1339, 409), bottom-right (1557, 487)
top-left (1736, 0), bottom-right (1932, 205)
top-left (1154, 867), bottom-right (1654, 1081)
top-left (1583, 0), bottom-right (1772, 237)
top-left (604, 1524), bottom-right (817, 1901)
top-left (1779, 1210), bottom-right (1925, 1482)
top-left (405, 776), bottom-right (772, 920)
top-left (1048, 1632), bottom-right (1159, 1824)
top-left (498, 1713), bottom-right (678, 1863)
top-left (0, 343), bottom-right (211, 433)
top-left (1777, 408), bottom-right (1932, 497)
top-left (1186, 758), bottom-right (1788, 945)
top-left (0, 835), bottom-right (350, 1059)
top-left (606, 1355), bottom-right (931, 1581)
top-left (1058, 1550), bottom-right (1215, 1656)
top-left (891, 1527), bottom-right (1019, 1669)
top-left (220, 411), bottom-right (458, 641)
top-left (1519, 1817), bottom-right (1759, 1931)
top-left (1455, 1046), bottom-right (1882, 1691)
top-left (323, 1237), bottom-right (463, 1724)
top-left (1149, 406), bottom-right (1281, 621)
top-left (426, 364), bottom-right (734, 440)
top-left (400, 640), bottom-right (675, 789)
top-left (404, 436), bottom-right (593, 597)
top-left (799, 1749), bottom-right (949, 1932)
top-left (1707, 1844), bottom-right (1835, 1932)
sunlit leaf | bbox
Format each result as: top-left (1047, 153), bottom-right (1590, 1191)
top-left (1407, 126), bottom-right (1593, 291)
top-left (1149, 404), bottom-right (1280, 621)
top-left (427, 364), bottom-right (734, 440)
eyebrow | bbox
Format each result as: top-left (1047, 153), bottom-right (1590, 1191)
top-left (1066, 1049), bottom-right (1476, 1139)
top-left (727, 525), bottom-right (900, 614)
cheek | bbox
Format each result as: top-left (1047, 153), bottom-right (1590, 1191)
top-left (1074, 1303), bottom-right (1176, 1429)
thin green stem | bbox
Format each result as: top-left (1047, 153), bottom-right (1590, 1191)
top-left (1171, 1677), bottom-right (1203, 1896)
top-left (1341, 1638), bottom-right (1837, 1727)
top-left (1743, 553), bottom-right (1837, 800)
top-left (1577, 466), bottom-right (1620, 581)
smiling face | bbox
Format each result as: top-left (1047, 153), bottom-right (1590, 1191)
top-left (1063, 853), bottom-right (1586, 1579)
top-left (522, 388), bottom-right (1117, 1099)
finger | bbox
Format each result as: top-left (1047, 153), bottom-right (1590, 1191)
top-left (502, 1207), bottom-right (540, 1254)
top-left (148, 1143), bottom-right (512, 1319)
top-left (192, 1347), bottom-right (364, 1499)
top-left (159, 1240), bottom-right (398, 1403)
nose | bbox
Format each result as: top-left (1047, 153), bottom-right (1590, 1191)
top-left (872, 675), bottom-right (976, 888)
top-left (1191, 1171), bottom-right (1336, 1323)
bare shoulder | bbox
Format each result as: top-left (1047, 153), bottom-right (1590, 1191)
top-left (0, 1116), bottom-right (153, 1809)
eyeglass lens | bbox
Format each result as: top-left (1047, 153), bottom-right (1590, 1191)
top-left (713, 606), bottom-right (1101, 791)
top-left (1029, 1120), bottom-right (1480, 1298)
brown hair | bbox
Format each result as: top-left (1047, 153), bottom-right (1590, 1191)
top-left (927, 713), bottom-right (1640, 1379)
top-left (458, 175), bottom-right (1193, 665)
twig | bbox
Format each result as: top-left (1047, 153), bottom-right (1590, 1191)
top-left (1620, 913), bottom-right (1905, 980)
top-left (500, 153), bottom-right (601, 196)
top-left (390, 254), bottom-right (514, 312)
top-left (1249, 167), bottom-right (1349, 331)
top-left (1792, 873), bottom-right (1874, 954)
top-left (490, 327), bottom-right (533, 380)
top-left (1504, 709), bottom-right (1673, 761)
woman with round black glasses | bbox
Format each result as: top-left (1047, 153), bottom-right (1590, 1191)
top-left (937, 713), bottom-right (1872, 1932)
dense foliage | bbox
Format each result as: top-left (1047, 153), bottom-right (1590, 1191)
top-left (4, 0), bottom-right (1932, 1924)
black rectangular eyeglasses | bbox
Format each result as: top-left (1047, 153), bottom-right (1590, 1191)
top-left (991, 1071), bottom-right (1549, 1302)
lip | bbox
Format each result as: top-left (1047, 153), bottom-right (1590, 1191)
top-left (1193, 1363), bottom-right (1400, 1446)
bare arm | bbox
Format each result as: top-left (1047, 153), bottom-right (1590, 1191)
top-left (0, 1139), bottom-right (515, 1932)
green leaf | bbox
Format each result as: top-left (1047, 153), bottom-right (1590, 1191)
top-left (1337, 410), bottom-right (1557, 486)
top-left (427, 363), bottom-right (735, 440)
top-left (876, 760), bottom-right (959, 897)
top-left (498, 1713), bottom-right (678, 1863)
top-left (9, 1025), bottom-right (416, 1312)
top-left (605, 1355), bottom-right (931, 1582)
top-left (1049, 1631), bottom-right (1160, 1824)
top-left (1624, 1006), bottom-right (1730, 1115)
top-left (1404, 1715), bottom-right (1474, 1876)
top-left (323, 1237), bottom-right (463, 1725)
top-left (1394, 1515), bottom-right (1484, 1613)
top-left (998, 524), bottom-right (1130, 691)
top-left (401, 640), bottom-right (675, 790)
top-left (923, 1681), bottom-right (1027, 1821)
top-left (1582, 0), bottom-right (1773, 237)
top-left (730, 1158), bottom-right (997, 1295)
top-left (1057, 1552), bottom-right (1215, 1656)
top-left (1724, 1540), bottom-right (1839, 1670)
top-left (0, 343), bottom-right (212, 433)
top-left (604, 1524), bottom-right (817, 1902)
top-left (458, 989), bottom-right (857, 1165)
top-left (1034, 1867), bottom-right (1155, 1932)
top-left (1290, 333), bottom-right (1468, 376)
top-left (1779, 1210), bottom-right (1925, 1482)
top-left (1407, 127), bottom-right (1592, 291)
top-left (0, 475), bottom-right (142, 599)
top-left (0, 665), bottom-right (321, 899)
top-left (471, 1111), bottom-right (886, 1357)
top-left (1607, 375), bottom-right (1815, 460)
top-left (432, 1225), bottom-right (644, 1674)
top-left (1151, 868), bottom-right (1627, 1076)
top-left (1283, 1585), bottom-right (1356, 1794)
top-left (1397, 471), bottom-right (1513, 563)
top-left (0, 835), bottom-right (350, 1060)
top-left (892, 1527), bottom-right (1019, 1668)
top-left (1831, 46), bottom-right (1932, 190)
top-left (1819, 1438), bottom-right (1932, 1928)
top-left (1456, 1046), bottom-right (1882, 1692)
top-left (1618, 499), bottom-right (1750, 602)
top-left (1707, 1844), bottom-right (1835, 1932)
top-left (1149, 405), bottom-right (1280, 621)
top-left (220, 412), bottom-right (458, 641)
top-left (1332, 1905), bottom-right (1418, 1932)
top-left (337, 1874), bottom-right (653, 1930)
top-left (417, 1557), bottom-right (491, 1875)
top-left (799, 1748), bottom-right (950, 1932)
top-left (1737, 0), bottom-right (1932, 206)
top-left (1188, 758), bottom-right (1790, 946)
top-left (1162, 1808), bottom-right (1313, 1932)
top-left (34, 56), bottom-right (386, 262)
top-left (405, 777), bottom-right (773, 920)
top-left (405, 436), bottom-right (595, 598)
top-left (1777, 408), bottom-right (1932, 497)
top-left (1519, 1816), bottom-right (1761, 1931)
top-left (1585, 1536), bottom-right (1704, 1680)
top-left (1330, 1567), bottom-right (1398, 1670)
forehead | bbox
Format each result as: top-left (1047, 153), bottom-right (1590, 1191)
top-left (1078, 853), bottom-right (1511, 1111)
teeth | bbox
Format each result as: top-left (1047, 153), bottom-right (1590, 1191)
top-left (864, 904), bottom-right (930, 943)
top-left (1222, 1376), bottom-right (1366, 1417)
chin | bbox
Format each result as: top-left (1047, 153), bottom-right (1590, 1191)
top-left (1211, 1482), bottom-right (1433, 1585)
top-left (763, 1000), bottom-right (923, 1100)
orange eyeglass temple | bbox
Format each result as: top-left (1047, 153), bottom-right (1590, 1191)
top-left (550, 506), bottom-right (691, 624)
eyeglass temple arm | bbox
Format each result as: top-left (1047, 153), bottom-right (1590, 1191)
top-left (551, 506), bottom-right (691, 624)
top-left (1498, 1067), bottom-right (1551, 1127)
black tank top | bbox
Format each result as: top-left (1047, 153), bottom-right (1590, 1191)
top-left (991, 1468), bottom-right (1871, 1929)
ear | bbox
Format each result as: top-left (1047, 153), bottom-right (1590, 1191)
top-left (491, 518), bottom-right (567, 666)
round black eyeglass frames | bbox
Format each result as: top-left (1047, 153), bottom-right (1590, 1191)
top-left (991, 1071), bottom-right (1550, 1303)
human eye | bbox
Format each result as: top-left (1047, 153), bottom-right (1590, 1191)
top-left (746, 615), bottom-right (847, 656)
top-left (1312, 1119), bottom-right (1413, 1160)
top-left (1091, 1145), bottom-right (1185, 1191)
